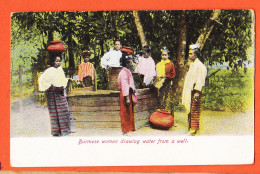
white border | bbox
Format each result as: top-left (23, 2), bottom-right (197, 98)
top-left (11, 135), bottom-right (254, 167)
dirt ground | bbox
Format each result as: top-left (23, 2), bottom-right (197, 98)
top-left (10, 98), bottom-right (254, 137)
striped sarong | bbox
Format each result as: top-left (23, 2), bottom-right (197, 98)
top-left (47, 86), bottom-right (71, 136)
top-left (188, 90), bottom-right (202, 130)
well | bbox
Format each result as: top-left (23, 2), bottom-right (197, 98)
top-left (108, 67), bottom-right (122, 90)
top-left (68, 88), bottom-right (158, 129)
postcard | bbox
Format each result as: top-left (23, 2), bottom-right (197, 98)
top-left (2, 0), bottom-right (258, 171)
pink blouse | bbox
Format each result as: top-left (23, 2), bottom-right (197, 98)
top-left (118, 67), bottom-right (137, 103)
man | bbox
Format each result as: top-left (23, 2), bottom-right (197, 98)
top-left (101, 39), bottom-right (122, 69)
top-left (134, 45), bottom-right (157, 87)
top-left (77, 50), bottom-right (95, 87)
top-left (182, 43), bottom-right (207, 136)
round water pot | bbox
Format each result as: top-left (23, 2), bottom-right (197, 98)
top-left (149, 110), bottom-right (174, 129)
top-left (47, 40), bottom-right (66, 53)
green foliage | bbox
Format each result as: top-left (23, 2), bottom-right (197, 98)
top-left (11, 10), bottom-right (254, 107)
top-left (202, 68), bottom-right (254, 112)
top-left (203, 10), bottom-right (254, 68)
top-left (11, 10), bottom-right (254, 68)
top-left (139, 10), bottom-right (181, 63)
top-left (11, 81), bottom-right (35, 102)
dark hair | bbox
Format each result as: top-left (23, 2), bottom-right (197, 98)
top-left (143, 45), bottom-right (151, 53)
top-left (120, 53), bottom-right (132, 67)
top-left (161, 49), bottom-right (169, 56)
top-left (193, 48), bottom-right (201, 59)
top-left (49, 53), bottom-right (63, 67)
top-left (82, 50), bottom-right (91, 57)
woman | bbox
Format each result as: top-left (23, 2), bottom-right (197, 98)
top-left (118, 47), bottom-right (137, 134)
top-left (154, 48), bottom-right (176, 116)
top-left (77, 50), bottom-right (95, 87)
top-left (39, 53), bottom-right (74, 136)
top-left (134, 45), bottom-right (157, 87)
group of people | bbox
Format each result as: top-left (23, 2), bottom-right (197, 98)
top-left (38, 38), bottom-right (207, 137)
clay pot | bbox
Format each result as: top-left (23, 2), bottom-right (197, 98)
top-left (120, 46), bottom-right (133, 55)
top-left (47, 40), bottom-right (66, 53)
top-left (149, 110), bottom-right (174, 130)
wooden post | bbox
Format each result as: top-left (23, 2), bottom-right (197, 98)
top-left (33, 68), bottom-right (38, 94)
top-left (94, 70), bottom-right (97, 91)
top-left (18, 65), bottom-right (23, 109)
top-left (19, 65), bottom-right (23, 98)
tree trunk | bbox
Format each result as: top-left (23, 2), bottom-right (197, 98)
top-left (176, 11), bottom-right (188, 73)
top-left (196, 9), bottom-right (222, 50)
top-left (175, 10), bottom-right (221, 106)
top-left (133, 11), bottom-right (148, 47)
top-left (81, 11), bottom-right (90, 63)
top-left (99, 39), bottom-right (108, 89)
top-left (45, 30), bottom-right (54, 68)
top-left (173, 11), bottom-right (188, 105)
top-left (100, 39), bottom-right (104, 56)
top-left (85, 12), bottom-right (90, 48)
top-left (47, 30), bottom-right (54, 44)
top-left (68, 33), bottom-right (75, 77)
top-left (111, 12), bottom-right (118, 38)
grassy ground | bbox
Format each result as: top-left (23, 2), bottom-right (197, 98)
top-left (10, 98), bottom-right (253, 137)
top-left (202, 68), bottom-right (254, 112)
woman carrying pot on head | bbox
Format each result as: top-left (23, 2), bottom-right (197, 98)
top-left (118, 47), bottom-right (138, 135)
top-left (38, 40), bottom-right (75, 136)
top-left (154, 47), bottom-right (176, 117)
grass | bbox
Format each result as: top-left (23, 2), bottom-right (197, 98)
top-left (202, 68), bottom-right (254, 112)
top-left (11, 67), bottom-right (254, 113)
top-left (11, 84), bottom-right (35, 102)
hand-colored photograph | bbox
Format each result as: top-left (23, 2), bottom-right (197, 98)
top-left (10, 9), bottom-right (254, 167)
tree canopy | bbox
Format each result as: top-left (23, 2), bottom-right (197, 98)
top-left (11, 9), bottom-right (254, 87)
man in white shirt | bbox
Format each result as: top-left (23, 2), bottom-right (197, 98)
top-left (101, 39), bottom-right (122, 69)
top-left (182, 43), bottom-right (207, 136)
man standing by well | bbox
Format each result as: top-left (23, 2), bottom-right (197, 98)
top-left (101, 38), bottom-right (122, 69)
top-left (100, 38), bottom-right (123, 89)
top-left (182, 44), bottom-right (207, 136)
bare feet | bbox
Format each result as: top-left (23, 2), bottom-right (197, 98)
top-left (189, 129), bottom-right (197, 136)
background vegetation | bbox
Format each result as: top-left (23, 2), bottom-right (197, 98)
top-left (11, 10), bottom-right (254, 112)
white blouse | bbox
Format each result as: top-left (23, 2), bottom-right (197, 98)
top-left (38, 66), bottom-right (68, 91)
top-left (100, 49), bottom-right (122, 69)
top-left (182, 58), bottom-right (207, 112)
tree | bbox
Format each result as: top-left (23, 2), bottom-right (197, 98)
top-left (133, 11), bottom-right (148, 47)
top-left (173, 10), bottom-right (188, 104)
top-left (11, 10), bottom-right (254, 93)
top-left (204, 10), bottom-right (253, 69)
top-left (196, 9), bottom-right (222, 50)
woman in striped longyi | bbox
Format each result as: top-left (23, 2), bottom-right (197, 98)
top-left (39, 53), bottom-right (75, 136)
